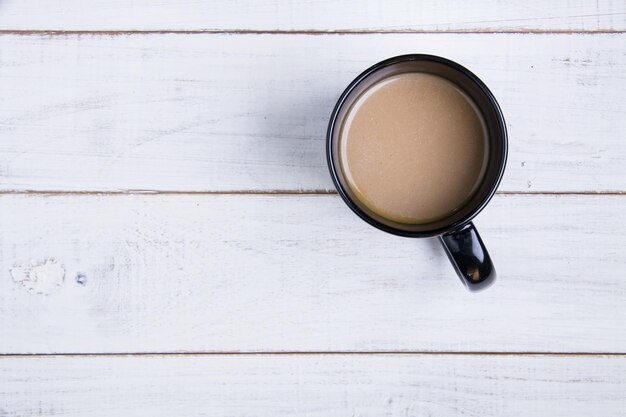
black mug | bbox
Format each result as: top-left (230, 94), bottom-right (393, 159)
top-left (326, 55), bottom-right (507, 291)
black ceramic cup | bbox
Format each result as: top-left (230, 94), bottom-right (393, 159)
top-left (326, 54), bottom-right (507, 291)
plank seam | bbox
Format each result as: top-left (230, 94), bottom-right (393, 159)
top-left (1, 352), bottom-right (625, 357)
top-left (0, 191), bottom-right (624, 196)
top-left (0, 29), bottom-right (625, 36)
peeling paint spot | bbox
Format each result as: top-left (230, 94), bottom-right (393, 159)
top-left (11, 260), bottom-right (65, 294)
top-left (75, 272), bottom-right (87, 286)
top-left (527, 180), bottom-right (532, 189)
top-left (521, 161), bottom-right (526, 167)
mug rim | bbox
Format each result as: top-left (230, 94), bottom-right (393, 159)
top-left (326, 54), bottom-right (508, 238)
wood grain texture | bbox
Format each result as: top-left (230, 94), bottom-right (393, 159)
top-left (2, 1), bottom-right (625, 413)
top-left (1, 193), bottom-right (624, 354)
top-left (1, 33), bottom-right (625, 193)
top-left (1, 354), bottom-right (625, 416)
top-left (0, 0), bottom-right (625, 31)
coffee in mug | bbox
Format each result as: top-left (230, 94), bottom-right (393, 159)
top-left (338, 72), bottom-right (488, 224)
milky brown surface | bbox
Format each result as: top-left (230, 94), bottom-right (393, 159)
top-left (339, 72), bottom-right (488, 224)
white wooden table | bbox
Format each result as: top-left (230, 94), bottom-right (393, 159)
top-left (1, 1), bottom-right (625, 415)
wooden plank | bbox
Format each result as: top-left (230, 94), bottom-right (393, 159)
top-left (1, 354), bottom-right (625, 416)
top-left (1, 34), bottom-right (625, 193)
top-left (1, 0), bottom-right (625, 31)
top-left (0, 193), bottom-right (625, 354)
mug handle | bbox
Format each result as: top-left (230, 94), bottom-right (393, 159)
top-left (439, 222), bottom-right (496, 291)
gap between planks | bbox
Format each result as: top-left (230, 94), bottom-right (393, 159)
top-left (1, 352), bottom-right (626, 358)
top-left (0, 29), bottom-right (625, 36)
top-left (0, 190), bottom-right (624, 196)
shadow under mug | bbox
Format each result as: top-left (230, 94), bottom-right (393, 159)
top-left (326, 54), bottom-right (508, 291)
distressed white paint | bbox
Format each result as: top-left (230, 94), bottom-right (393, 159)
top-left (1, 354), bottom-right (625, 417)
top-left (10, 259), bottom-right (65, 295)
top-left (1, 2), bottom-right (626, 414)
top-left (1, 34), bottom-right (625, 192)
top-left (0, 194), bottom-right (624, 354)
top-left (0, 0), bottom-right (624, 31)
